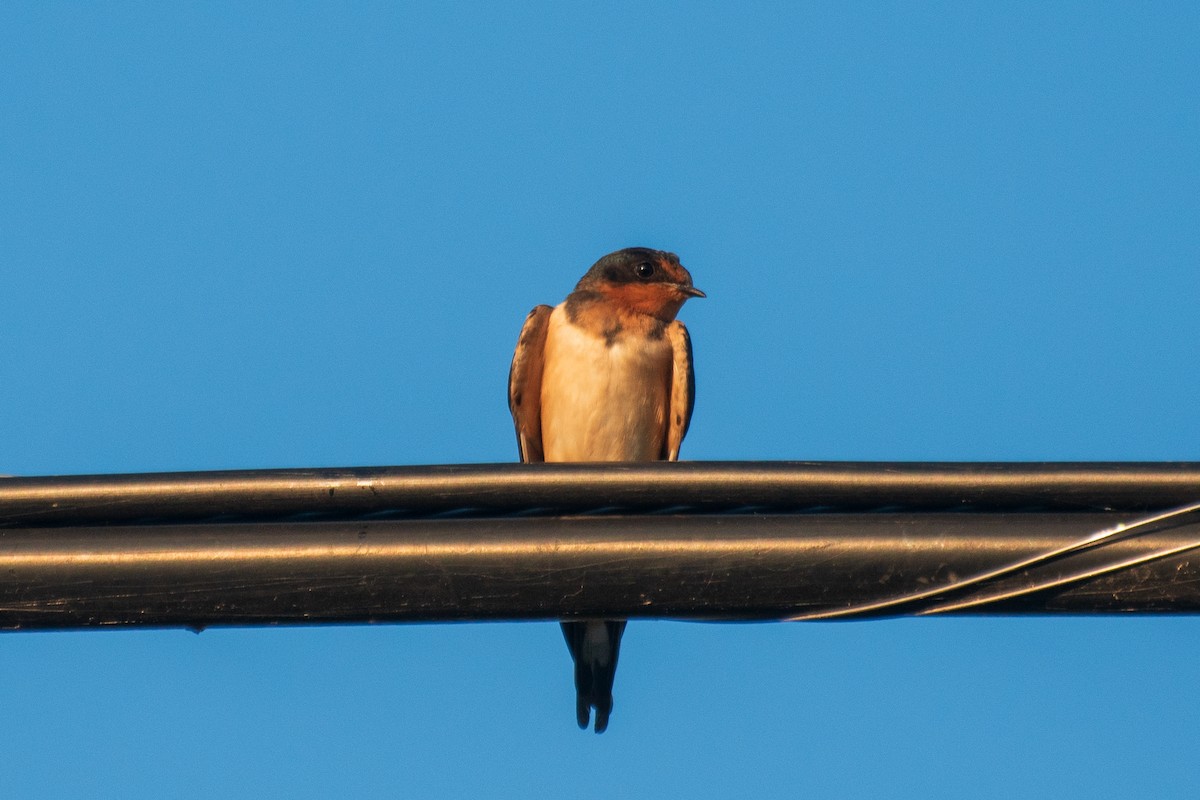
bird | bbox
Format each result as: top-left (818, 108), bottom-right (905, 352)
top-left (507, 247), bottom-right (703, 732)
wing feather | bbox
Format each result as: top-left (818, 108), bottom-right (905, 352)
top-left (663, 320), bottom-right (695, 461)
top-left (508, 305), bottom-right (553, 463)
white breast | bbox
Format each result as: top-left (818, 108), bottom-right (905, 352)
top-left (539, 303), bottom-right (671, 462)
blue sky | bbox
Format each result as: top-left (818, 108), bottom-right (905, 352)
top-left (2, 2), bottom-right (1199, 797)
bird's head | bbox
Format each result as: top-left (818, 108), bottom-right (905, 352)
top-left (575, 247), bottom-right (705, 322)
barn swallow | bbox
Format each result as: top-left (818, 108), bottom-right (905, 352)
top-left (508, 247), bottom-right (703, 732)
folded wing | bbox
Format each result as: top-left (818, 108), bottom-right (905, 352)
top-left (508, 305), bottom-right (553, 463)
top-left (663, 320), bottom-right (695, 461)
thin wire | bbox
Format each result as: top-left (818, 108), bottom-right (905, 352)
top-left (917, 527), bottom-right (1200, 615)
top-left (788, 500), bottom-right (1200, 621)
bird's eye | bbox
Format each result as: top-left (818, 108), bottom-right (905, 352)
top-left (635, 262), bottom-right (656, 280)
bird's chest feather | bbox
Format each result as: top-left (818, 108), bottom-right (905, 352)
top-left (540, 304), bottom-right (671, 462)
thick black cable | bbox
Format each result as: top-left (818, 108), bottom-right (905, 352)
top-left (3, 461), bottom-right (1200, 527)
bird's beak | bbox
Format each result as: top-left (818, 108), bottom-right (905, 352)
top-left (681, 286), bottom-right (706, 299)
